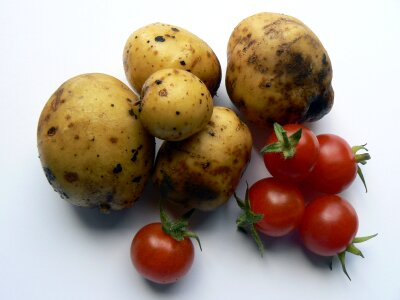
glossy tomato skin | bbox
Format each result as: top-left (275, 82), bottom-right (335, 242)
top-left (305, 134), bottom-right (357, 194)
top-left (263, 124), bottom-right (319, 182)
top-left (130, 222), bottom-right (194, 284)
top-left (249, 177), bottom-right (305, 237)
top-left (300, 195), bottom-right (358, 256)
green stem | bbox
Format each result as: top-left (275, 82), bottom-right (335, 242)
top-left (352, 144), bottom-right (371, 192)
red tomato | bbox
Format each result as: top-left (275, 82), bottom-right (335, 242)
top-left (130, 222), bottom-right (194, 284)
top-left (263, 124), bottom-right (319, 182)
top-left (300, 194), bottom-right (358, 256)
top-left (249, 177), bottom-right (305, 237)
top-left (304, 134), bottom-right (368, 194)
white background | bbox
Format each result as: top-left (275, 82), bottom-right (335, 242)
top-left (1, 0), bottom-right (399, 299)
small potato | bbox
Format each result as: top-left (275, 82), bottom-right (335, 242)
top-left (37, 73), bottom-right (155, 212)
top-left (139, 68), bottom-right (213, 141)
top-left (123, 23), bottom-right (221, 96)
top-left (226, 12), bottom-right (334, 126)
top-left (152, 106), bottom-right (252, 211)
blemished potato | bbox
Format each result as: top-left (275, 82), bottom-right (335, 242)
top-left (123, 23), bottom-right (222, 96)
top-left (226, 12), bottom-right (334, 126)
top-left (139, 68), bottom-right (213, 141)
top-left (37, 73), bottom-right (155, 212)
top-left (152, 106), bottom-right (252, 211)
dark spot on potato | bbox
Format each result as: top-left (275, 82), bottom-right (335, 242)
top-left (159, 88), bottom-right (168, 97)
top-left (322, 53), bottom-right (328, 65)
top-left (208, 131), bottom-right (215, 137)
top-left (175, 111), bottom-right (180, 115)
top-left (126, 98), bottom-right (133, 103)
top-left (285, 52), bottom-right (313, 86)
top-left (132, 176), bottom-right (142, 183)
top-left (90, 136), bottom-right (95, 142)
top-left (302, 87), bottom-right (334, 122)
top-left (159, 174), bottom-right (175, 198)
top-left (155, 36), bottom-right (165, 42)
top-left (202, 162), bottom-right (210, 169)
top-left (43, 167), bottom-right (55, 182)
top-left (171, 27), bottom-right (179, 32)
top-left (155, 79), bottom-right (162, 85)
top-left (111, 103), bottom-right (114, 107)
top-left (65, 114), bottom-right (71, 120)
top-left (131, 145), bottom-right (143, 162)
top-left (47, 126), bottom-right (57, 136)
top-left (184, 181), bottom-right (219, 201)
top-left (128, 108), bottom-right (138, 119)
top-left (106, 192), bottom-right (114, 202)
top-left (146, 40), bottom-right (150, 43)
top-left (109, 137), bottom-right (118, 144)
top-left (113, 164), bottom-right (122, 174)
top-left (64, 171), bottom-right (79, 183)
top-left (97, 154), bottom-right (100, 157)
top-left (74, 135), bottom-right (79, 140)
top-left (51, 87), bottom-right (64, 111)
top-left (180, 60), bottom-right (186, 66)
top-left (68, 123), bottom-right (74, 128)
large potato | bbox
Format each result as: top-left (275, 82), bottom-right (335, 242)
top-left (152, 106), bottom-right (252, 211)
top-left (139, 68), bottom-right (213, 141)
top-left (37, 73), bottom-right (155, 212)
top-left (123, 23), bottom-right (222, 96)
top-left (226, 12), bottom-right (334, 126)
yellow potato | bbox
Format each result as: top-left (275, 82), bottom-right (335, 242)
top-left (123, 23), bottom-right (221, 96)
top-left (152, 106), bottom-right (252, 211)
top-left (139, 68), bottom-right (213, 141)
top-left (37, 73), bottom-right (155, 212)
top-left (226, 12), bottom-right (334, 126)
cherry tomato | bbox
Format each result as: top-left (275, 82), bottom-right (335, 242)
top-left (262, 123), bottom-right (319, 182)
top-left (304, 134), bottom-right (370, 194)
top-left (249, 177), bottom-right (305, 237)
top-left (130, 222), bottom-right (194, 284)
top-left (300, 194), bottom-right (358, 256)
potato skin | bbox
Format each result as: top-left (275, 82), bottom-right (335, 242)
top-left (226, 12), bottom-right (334, 126)
top-left (37, 73), bottom-right (155, 212)
top-left (123, 23), bottom-right (221, 96)
top-left (152, 106), bottom-right (252, 211)
top-left (139, 68), bottom-right (213, 141)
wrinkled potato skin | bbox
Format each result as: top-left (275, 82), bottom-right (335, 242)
top-left (226, 12), bottom-right (334, 126)
top-left (152, 106), bottom-right (252, 211)
top-left (123, 23), bottom-right (221, 96)
top-left (140, 68), bottom-right (213, 141)
top-left (37, 73), bottom-right (155, 212)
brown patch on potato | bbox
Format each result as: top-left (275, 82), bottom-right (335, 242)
top-left (47, 126), bottom-right (57, 136)
top-left (158, 88), bottom-right (168, 97)
top-left (51, 87), bottom-right (64, 111)
top-left (109, 137), bottom-right (118, 144)
top-left (64, 171), bottom-right (79, 183)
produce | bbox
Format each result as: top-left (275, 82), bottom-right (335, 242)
top-left (304, 134), bottom-right (371, 194)
top-left (235, 178), bottom-right (305, 255)
top-left (226, 12), bottom-right (334, 125)
top-left (299, 194), bottom-right (377, 280)
top-left (261, 123), bottom-right (319, 182)
top-left (152, 106), bottom-right (252, 211)
top-left (123, 22), bottom-right (222, 96)
top-left (37, 73), bottom-right (155, 212)
top-left (130, 206), bottom-right (201, 284)
top-left (139, 68), bottom-right (213, 141)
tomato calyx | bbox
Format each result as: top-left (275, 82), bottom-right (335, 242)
top-left (352, 144), bottom-right (371, 192)
top-left (234, 184), bottom-right (265, 256)
top-left (332, 233), bottom-right (378, 280)
top-left (261, 122), bottom-right (302, 159)
top-left (159, 203), bottom-right (202, 251)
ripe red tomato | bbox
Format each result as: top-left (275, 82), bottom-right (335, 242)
top-left (249, 177), bottom-right (305, 237)
top-left (300, 194), bottom-right (358, 256)
top-left (130, 222), bottom-right (194, 284)
top-left (262, 123), bottom-right (319, 182)
top-left (304, 134), bottom-right (370, 194)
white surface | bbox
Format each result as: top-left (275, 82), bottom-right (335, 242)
top-left (1, 0), bottom-right (399, 299)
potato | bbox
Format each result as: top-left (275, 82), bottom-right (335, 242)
top-left (123, 23), bottom-right (222, 96)
top-left (226, 12), bottom-right (334, 126)
top-left (152, 106), bottom-right (252, 211)
top-left (37, 73), bottom-right (155, 212)
top-left (139, 68), bottom-right (213, 141)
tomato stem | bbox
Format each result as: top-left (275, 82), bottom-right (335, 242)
top-left (336, 233), bottom-right (377, 281)
top-left (352, 144), bottom-right (371, 192)
top-left (260, 122), bottom-right (302, 159)
top-left (159, 201), bottom-right (202, 251)
top-left (234, 183), bottom-right (265, 256)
